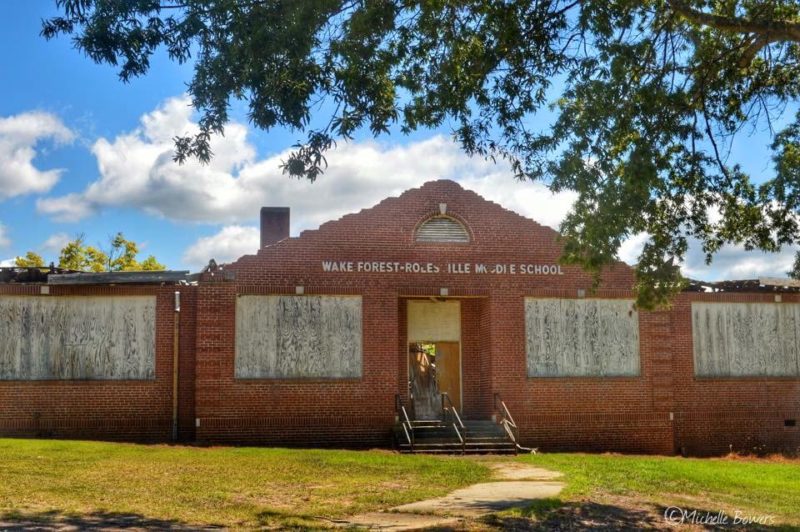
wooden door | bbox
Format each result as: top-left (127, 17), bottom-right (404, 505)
top-left (435, 342), bottom-right (461, 413)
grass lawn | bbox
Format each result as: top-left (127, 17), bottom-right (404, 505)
top-left (2, 438), bottom-right (799, 530)
top-left (482, 453), bottom-right (800, 530)
top-left (0, 438), bottom-right (488, 529)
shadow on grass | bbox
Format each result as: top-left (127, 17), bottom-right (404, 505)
top-left (0, 509), bottom-right (224, 530)
top-left (480, 499), bottom-right (792, 531)
top-left (255, 509), bottom-right (338, 531)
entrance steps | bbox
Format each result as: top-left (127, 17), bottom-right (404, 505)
top-left (394, 419), bottom-right (517, 455)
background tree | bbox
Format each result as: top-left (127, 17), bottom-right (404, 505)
top-left (788, 251), bottom-right (800, 280)
top-left (105, 232), bottom-right (166, 271)
top-left (42, 0), bottom-right (800, 307)
top-left (58, 235), bottom-right (107, 272)
top-left (14, 252), bottom-right (45, 268)
top-left (19, 233), bottom-right (166, 272)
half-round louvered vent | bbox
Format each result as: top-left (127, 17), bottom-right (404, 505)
top-left (415, 216), bottom-right (470, 243)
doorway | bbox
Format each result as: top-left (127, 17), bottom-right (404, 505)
top-left (408, 342), bottom-right (461, 419)
top-left (406, 299), bottom-right (462, 420)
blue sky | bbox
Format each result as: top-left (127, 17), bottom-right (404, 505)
top-left (0, 1), bottom-right (795, 279)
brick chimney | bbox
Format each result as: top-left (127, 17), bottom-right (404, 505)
top-left (260, 207), bottom-right (290, 248)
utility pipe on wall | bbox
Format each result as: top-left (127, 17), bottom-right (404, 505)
top-left (172, 290), bottom-right (181, 442)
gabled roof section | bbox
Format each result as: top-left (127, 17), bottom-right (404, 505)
top-left (228, 179), bottom-right (634, 283)
top-left (278, 179), bottom-right (560, 244)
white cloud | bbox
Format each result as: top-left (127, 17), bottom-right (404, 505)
top-left (36, 193), bottom-right (95, 223)
top-left (37, 96), bottom-right (575, 233)
top-left (0, 111), bottom-right (74, 199)
top-left (0, 258), bottom-right (16, 267)
top-left (618, 232), bottom-right (649, 266)
top-left (41, 232), bottom-right (71, 253)
top-left (682, 243), bottom-right (796, 281)
top-left (0, 223), bottom-right (10, 249)
top-left (614, 229), bottom-right (796, 281)
top-left (36, 95), bottom-right (795, 281)
top-left (182, 225), bottom-right (260, 268)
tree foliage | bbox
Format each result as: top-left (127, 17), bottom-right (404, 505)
top-left (788, 251), bottom-right (800, 279)
top-left (21, 233), bottom-right (167, 272)
top-left (14, 252), bottom-right (45, 269)
top-left (42, 0), bottom-right (800, 307)
top-left (59, 235), bottom-right (107, 272)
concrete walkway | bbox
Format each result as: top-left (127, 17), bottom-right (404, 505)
top-left (340, 463), bottom-right (564, 531)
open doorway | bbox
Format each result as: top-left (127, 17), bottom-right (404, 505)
top-left (408, 341), bottom-right (461, 420)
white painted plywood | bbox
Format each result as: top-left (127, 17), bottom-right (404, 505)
top-left (235, 295), bottom-right (362, 379)
top-left (692, 302), bottom-right (800, 377)
top-left (0, 295), bottom-right (156, 380)
top-left (526, 298), bottom-right (640, 377)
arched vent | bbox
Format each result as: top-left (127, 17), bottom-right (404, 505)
top-left (415, 216), bottom-right (470, 243)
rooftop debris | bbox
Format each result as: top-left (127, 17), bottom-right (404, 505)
top-left (685, 278), bottom-right (800, 293)
top-left (48, 270), bottom-right (193, 285)
top-left (0, 266), bottom-right (79, 284)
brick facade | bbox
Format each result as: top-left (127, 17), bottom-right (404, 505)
top-left (0, 284), bottom-right (196, 441)
top-left (1, 180), bottom-right (798, 455)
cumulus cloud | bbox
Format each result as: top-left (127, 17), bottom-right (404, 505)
top-left (33, 95), bottom-right (794, 280)
top-left (182, 225), bottom-right (260, 268)
top-left (682, 243), bottom-right (796, 281)
top-left (618, 232), bottom-right (649, 266)
top-left (41, 232), bottom-right (71, 253)
top-left (36, 193), bottom-right (95, 223)
top-left (0, 111), bottom-right (74, 199)
top-left (36, 96), bottom-right (574, 232)
top-left (0, 223), bottom-right (10, 249)
top-left (610, 227), bottom-right (795, 280)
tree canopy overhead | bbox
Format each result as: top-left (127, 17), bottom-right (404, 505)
top-left (43, 0), bottom-right (800, 307)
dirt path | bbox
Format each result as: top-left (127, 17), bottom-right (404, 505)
top-left (340, 463), bottom-right (564, 531)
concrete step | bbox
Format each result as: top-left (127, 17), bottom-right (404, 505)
top-left (394, 418), bottom-right (516, 455)
top-left (398, 444), bottom-right (517, 455)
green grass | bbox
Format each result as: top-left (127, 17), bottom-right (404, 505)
top-left (520, 453), bottom-right (800, 525)
top-left (0, 438), bottom-right (489, 529)
top-left (3, 439), bottom-right (799, 529)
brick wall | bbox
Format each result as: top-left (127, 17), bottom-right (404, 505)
top-left (2, 180), bottom-right (798, 455)
top-left (0, 284), bottom-right (193, 442)
top-left (669, 292), bottom-right (800, 456)
top-left (191, 181), bottom-right (632, 450)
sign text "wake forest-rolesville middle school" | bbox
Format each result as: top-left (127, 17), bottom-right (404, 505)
top-left (321, 261), bottom-right (564, 275)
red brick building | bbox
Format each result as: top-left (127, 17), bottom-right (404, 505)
top-left (1, 179), bottom-right (798, 455)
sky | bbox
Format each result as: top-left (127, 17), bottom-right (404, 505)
top-left (0, 1), bottom-right (795, 280)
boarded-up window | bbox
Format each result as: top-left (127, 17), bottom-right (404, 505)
top-left (407, 300), bottom-right (460, 342)
top-left (692, 302), bottom-right (800, 377)
top-left (526, 298), bottom-right (640, 377)
top-left (415, 217), bottom-right (469, 243)
top-left (235, 295), bottom-right (362, 379)
top-left (0, 295), bottom-right (156, 380)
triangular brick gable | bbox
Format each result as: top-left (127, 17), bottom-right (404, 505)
top-left (228, 179), bottom-right (634, 287)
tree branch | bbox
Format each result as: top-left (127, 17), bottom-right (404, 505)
top-left (669, 1), bottom-right (800, 43)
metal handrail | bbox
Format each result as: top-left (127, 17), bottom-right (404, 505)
top-left (396, 394), bottom-right (415, 450)
top-left (441, 393), bottom-right (465, 430)
top-left (501, 418), bottom-right (518, 444)
top-left (401, 418), bottom-right (413, 447)
top-left (451, 421), bottom-right (465, 455)
top-left (442, 393), bottom-right (466, 454)
top-left (401, 406), bottom-right (414, 445)
top-left (493, 393), bottom-right (523, 448)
